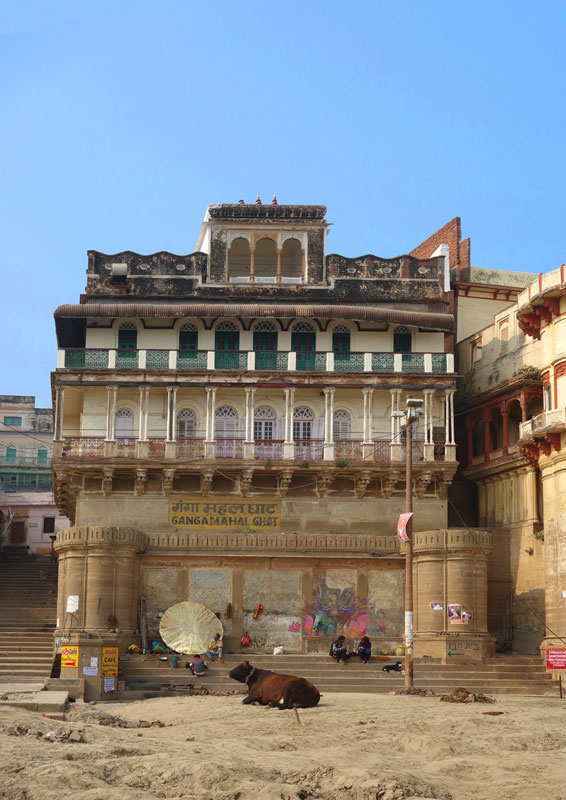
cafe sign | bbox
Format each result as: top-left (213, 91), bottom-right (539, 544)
top-left (169, 497), bottom-right (280, 530)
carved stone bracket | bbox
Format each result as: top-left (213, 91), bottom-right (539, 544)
top-left (102, 468), bottom-right (113, 495)
top-left (316, 474), bottom-right (332, 497)
top-left (200, 469), bottom-right (213, 496)
top-left (355, 471), bottom-right (371, 498)
top-left (239, 469), bottom-right (253, 496)
top-left (435, 475), bottom-right (452, 498)
top-left (278, 469), bottom-right (293, 497)
top-left (415, 472), bottom-right (433, 498)
top-left (382, 471), bottom-right (400, 498)
top-left (135, 469), bottom-right (147, 496)
top-left (162, 469), bottom-right (175, 494)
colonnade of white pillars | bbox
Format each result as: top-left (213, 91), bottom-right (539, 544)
top-left (56, 384), bottom-right (457, 462)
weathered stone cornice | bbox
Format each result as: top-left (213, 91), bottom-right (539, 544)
top-left (56, 526), bottom-right (146, 553)
top-left (410, 528), bottom-right (491, 555)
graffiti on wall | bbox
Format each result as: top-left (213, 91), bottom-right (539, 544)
top-left (290, 577), bottom-right (397, 638)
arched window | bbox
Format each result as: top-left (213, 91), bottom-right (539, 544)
top-left (281, 238), bottom-right (302, 280)
top-left (177, 409), bottom-right (196, 439)
top-left (393, 325), bottom-right (412, 354)
top-left (215, 321), bottom-right (240, 368)
top-left (214, 406), bottom-right (239, 438)
top-left (333, 410), bottom-right (351, 441)
top-left (228, 237), bottom-right (251, 279)
top-left (254, 406), bottom-right (277, 440)
top-left (254, 238), bottom-right (277, 280)
top-left (292, 322), bottom-right (316, 370)
top-left (332, 324), bottom-right (351, 362)
top-left (254, 321), bottom-right (278, 369)
top-left (179, 323), bottom-right (198, 358)
top-left (37, 448), bottom-right (48, 465)
top-left (115, 408), bottom-right (134, 438)
top-left (293, 406), bottom-right (313, 440)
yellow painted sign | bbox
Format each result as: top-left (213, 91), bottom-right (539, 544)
top-left (169, 497), bottom-right (280, 530)
top-left (61, 645), bottom-right (79, 668)
top-left (101, 646), bottom-right (119, 677)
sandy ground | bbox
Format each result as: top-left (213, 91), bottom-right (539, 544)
top-left (1, 692), bottom-right (566, 800)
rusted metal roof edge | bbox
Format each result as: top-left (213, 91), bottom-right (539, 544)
top-left (53, 303), bottom-right (454, 331)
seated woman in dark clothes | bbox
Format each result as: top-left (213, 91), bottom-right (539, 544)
top-left (357, 636), bottom-right (372, 663)
top-left (329, 635), bottom-right (350, 664)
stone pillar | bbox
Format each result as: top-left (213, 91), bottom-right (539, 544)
top-left (105, 386), bottom-right (118, 442)
top-left (249, 245), bottom-right (255, 283)
top-left (323, 388), bottom-right (335, 461)
top-left (204, 386), bottom-right (217, 458)
top-left (283, 387), bottom-right (295, 459)
top-left (244, 387), bottom-right (256, 459)
top-left (54, 387), bottom-right (65, 442)
top-left (520, 391), bottom-right (528, 423)
top-left (137, 387), bottom-right (150, 457)
top-left (502, 406), bottom-right (509, 455)
top-left (423, 390), bottom-right (435, 461)
top-left (362, 388), bottom-right (374, 460)
top-left (390, 389), bottom-right (402, 461)
top-left (445, 390), bottom-right (457, 461)
top-left (412, 527), bottom-right (495, 663)
top-left (165, 387), bottom-right (177, 458)
top-left (276, 247), bottom-right (282, 284)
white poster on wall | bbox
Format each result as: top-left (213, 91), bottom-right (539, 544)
top-left (66, 595), bottom-right (79, 613)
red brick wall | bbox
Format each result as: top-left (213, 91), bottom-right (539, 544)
top-left (410, 217), bottom-right (471, 280)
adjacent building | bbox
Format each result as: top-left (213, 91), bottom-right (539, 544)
top-left (0, 396), bottom-right (69, 553)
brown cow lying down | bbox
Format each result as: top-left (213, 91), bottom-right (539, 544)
top-left (229, 661), bottom-right (321, 709)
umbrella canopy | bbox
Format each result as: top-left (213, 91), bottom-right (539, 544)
top-left (159, 601), bottom-right (223, 655)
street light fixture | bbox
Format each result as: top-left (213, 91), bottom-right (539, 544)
top-left (401, 396), bottom-right (423, 689)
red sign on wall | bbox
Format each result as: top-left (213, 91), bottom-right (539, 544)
top-left (397, 512), bottom-right (413, 542)
top-left (546, 649), bottom-right (566, 670)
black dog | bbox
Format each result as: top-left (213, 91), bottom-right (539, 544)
top-left (382, 660), bottom-right (404, 673)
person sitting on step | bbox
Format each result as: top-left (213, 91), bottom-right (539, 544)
top-left (204, 632), bottom-right (224, 662)
top-left (329, 635), bottom-right (350, 664)
top-left (187, 654), bottom-right (208, 676)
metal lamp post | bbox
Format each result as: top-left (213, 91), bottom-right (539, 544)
top-left (403, 397), bottom-right (423, 690)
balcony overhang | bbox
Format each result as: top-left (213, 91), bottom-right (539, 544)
top-left (54, 302), bottom-right (454, 345)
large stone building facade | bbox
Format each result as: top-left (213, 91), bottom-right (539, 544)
top-left (53, 202), bottom-right (497, 673)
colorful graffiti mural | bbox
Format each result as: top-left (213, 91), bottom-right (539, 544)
top-left (291, 577), bottom-right (393, 638)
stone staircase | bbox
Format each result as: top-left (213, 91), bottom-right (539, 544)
top-left (119, 652), bottom-right (557, 698)
top-left (0, 555), bottom-right (57, 684)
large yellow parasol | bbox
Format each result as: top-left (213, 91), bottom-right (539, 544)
top-left (159, 601), bottom-right (223, 654)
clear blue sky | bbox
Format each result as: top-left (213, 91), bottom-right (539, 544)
top-left (1, 2), bottom-right (564, 406)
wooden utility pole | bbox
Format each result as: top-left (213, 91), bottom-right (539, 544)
top-left (404, 413), bottom-right (415, 689)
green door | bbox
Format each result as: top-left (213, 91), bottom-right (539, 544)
top-left (215, 330), bottom-right (240, 369)
top-left (254, 330), bottom-right (278, 369)
top-left (393, 332), bottom-right (411, 353)
top-left (292, 331), bottom-right (315, 370)
top-left (332, 331), bottom-right (350, 364)
top-left (118, 328), bottom-right (137, 364)
top-left (178, 330), bottom-right (198, 363)
top-left (6, 447), bottom-right (16, 464)
top-left (37, 449), bottom-right (48, 465)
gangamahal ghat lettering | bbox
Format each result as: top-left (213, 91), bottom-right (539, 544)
top-left (169, 497), bottom-right (281, 530)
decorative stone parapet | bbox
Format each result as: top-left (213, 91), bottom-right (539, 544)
top-left (411, 527), bottom-right (491, 555)
top-left (144, 531), bottom-right (400, 557)
top-left (56, 526), bottom-right (146, 552)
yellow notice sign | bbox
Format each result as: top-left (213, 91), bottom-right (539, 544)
top-left (101, 646), bottom-right (119, 677)
top-left (169, 497), bottom-right (280, 530)
top-left (61, 645), bottom-right (79, 668)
